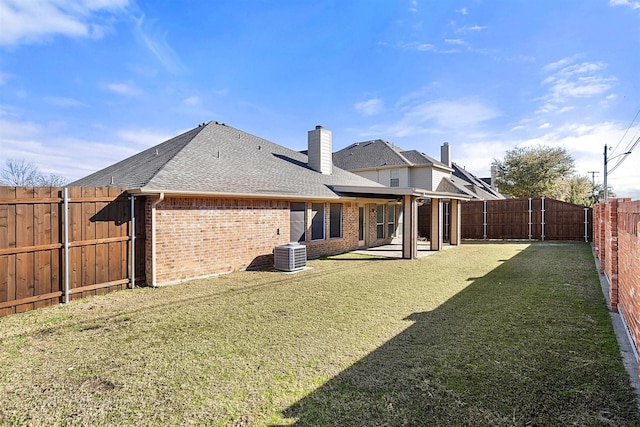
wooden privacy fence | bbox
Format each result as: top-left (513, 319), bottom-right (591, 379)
top-left (461, 197), bottom-right (592, 241)
top-left (0, 187), bottom-right (146, 317)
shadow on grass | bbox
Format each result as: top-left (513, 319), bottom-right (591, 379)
top-left (276, 243), bottom-right (640, 426)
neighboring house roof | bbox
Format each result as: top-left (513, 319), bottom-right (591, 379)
top-left (72, 121), bottom-right (385, 199)
top-left (333, 140), bottom-right (451, 171)
top-left (444, 162), bottom-right (505, 200)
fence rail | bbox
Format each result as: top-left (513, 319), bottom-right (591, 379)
top-left (0, 186), bottom-right (145, 316)
top-left (461, 197), bottom-right (592, 241)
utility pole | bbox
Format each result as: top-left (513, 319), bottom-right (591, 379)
top-left (604, 145), bottom-right (609, 201)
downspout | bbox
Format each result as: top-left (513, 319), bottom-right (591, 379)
top-left (151, 193), bottom-right (165, 288)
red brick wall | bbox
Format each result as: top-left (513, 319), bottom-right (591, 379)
top-left (144, 197), bottom-right (374, 285)
top-left (604, 200), bottom-right (621, 308)
top-left (593, 198), bottom-right (640, 379)
top-left (617, 201), bottom-right (640, 360)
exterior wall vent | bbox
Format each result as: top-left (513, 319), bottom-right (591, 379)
top-left (274, 243), bottom-right (307, 272)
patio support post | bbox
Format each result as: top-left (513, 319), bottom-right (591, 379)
top-left (402, 195), bottom-right (418, 259)
top-left (430, 198), bottom-right (443, 251)
top-left (450, 199), bottom-right (460, 246)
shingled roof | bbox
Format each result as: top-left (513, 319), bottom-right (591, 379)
top-left (332, 139), bottom-right (451, 171)
top-left (72, 121), bottom-right (384, 199)
top-left (451, 162), bottom-right (504, 200)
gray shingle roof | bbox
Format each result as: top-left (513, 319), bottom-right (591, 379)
top-left (451, 162), bottom-right (504, 199)
top-left (72, 122), bottom-right (384, 199)
top-left (332, 140), bottom-right (449, 170)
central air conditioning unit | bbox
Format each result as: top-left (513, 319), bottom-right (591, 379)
top-left (274, 243), bottom-right (307, 272)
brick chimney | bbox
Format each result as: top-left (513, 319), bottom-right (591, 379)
top-left (441, 142), bottom-right (451, 168)
top-left (308, 125), bottom-right (333, 174)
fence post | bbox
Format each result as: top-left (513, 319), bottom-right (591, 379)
top-left (130, 194), bottom-right (135, 289)
top-left (483, 200), bottom-right (487, 240)
top-left (584, 207), bottom-right (589, 242)
top-left (541, 197), bottom-right (545, 241)
top-left (63, 187), bottom-right (70, 304)
top-left (528, 198), bottom-right (532, 240)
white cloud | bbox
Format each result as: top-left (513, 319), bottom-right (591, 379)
top-left (43, 96), bottom-right (88, 107)
top-left (183, 95), bottom-right (201, 107)
top-left (355, 98), bottom-right (384, 116)
top-left (445, 38), bottom-right (467, 46)
top-left (0, 70), bottom-right (11, 85)
top-left (408, 0), bottom-right (418, 12)
top-left (398, 41), bottom-right (436, 52)
top-left (455, 25), bottom-right (488, 34)
top-left (609, 0), bottom-right (640, 9)
top-left (103, 81), bottom-right (141, 96)
top-left (134, 13), bottom-right (185, 74)
top-left (353, 97), bottom-right (501, 141)
top-left (404, 100), bottom-right (501, 129)
top-left (0, 0), bottom-right (128, 46)
top-left (458, 8), bottom-right (468, 15)
top-left (539, 59), bottom-right (616, 111)
top-left (0, 116), bottom-right (175, 181)
top-left (539, 123), bottom-right (551, 129)
top-left (116, 128), bottom-right (174, 149)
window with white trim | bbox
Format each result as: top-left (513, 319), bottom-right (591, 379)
top-left (390, 169), bottom-right (400, 187)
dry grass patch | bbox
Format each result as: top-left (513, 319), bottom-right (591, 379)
top-left (0, 242), bottom-right (637, 426)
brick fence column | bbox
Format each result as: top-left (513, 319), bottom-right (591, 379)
top-left (604, 199), bottom-right (620, 311)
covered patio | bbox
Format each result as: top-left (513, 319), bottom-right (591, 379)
top-left (332, 185), bottom-right (473, 259)
top-left (353, 239), bottom-right (457, 259)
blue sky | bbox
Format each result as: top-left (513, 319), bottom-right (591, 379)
top-left (1, 0), bottom-right (639, 198)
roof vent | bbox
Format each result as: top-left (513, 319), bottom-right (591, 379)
top-left (274, 243), bottom-right (307, 272)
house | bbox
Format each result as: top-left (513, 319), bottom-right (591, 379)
top-left (441, 162), bottom-right (504, 200)
top-left (333, 140), bottom-right (503, 200)
top-left (333, 139), bottom-right (503, 241)
top-left (73, 122), bottom-right (470, 286)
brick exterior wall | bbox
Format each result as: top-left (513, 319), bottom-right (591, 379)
top-left (593, 198), bottom-right (640, 380)
top-left (144, 197), bottom-right (392, 285)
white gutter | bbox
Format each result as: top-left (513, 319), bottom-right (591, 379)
top-left (128, 188), bottom-right (346, 201)
top-left (150, 193), bottom-right (165, 287)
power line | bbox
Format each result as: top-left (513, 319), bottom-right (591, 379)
top-left (608, 136), bottom-right (639, 174)
top-left (611, 106), bottom-right (640, 155)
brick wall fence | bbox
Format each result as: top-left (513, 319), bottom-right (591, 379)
top-left (593, 198), bottom-right (640, 377)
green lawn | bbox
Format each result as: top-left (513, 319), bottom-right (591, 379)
top-left (0, 242), bottom-right (638, 426)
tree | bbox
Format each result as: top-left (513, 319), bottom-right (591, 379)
top-left (560, 174), bottom-right (593, 206)
top-left (492, 146), bottom-right (575, 199)
top-left (0, 158), bottom-right (67, 186)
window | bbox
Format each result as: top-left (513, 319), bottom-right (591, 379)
top-left (330, 203), bottom-right (342, 238)
top-left (311, 203), bottom-right (325, 240)
top-left (290, 202), bottom-right (306, 242)
top-left (376, 204), bottom-right (384, 239)
top-left (390, 169), bottom-right (400, 187)
top-left (387, 204), bottom-right (396, 237)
